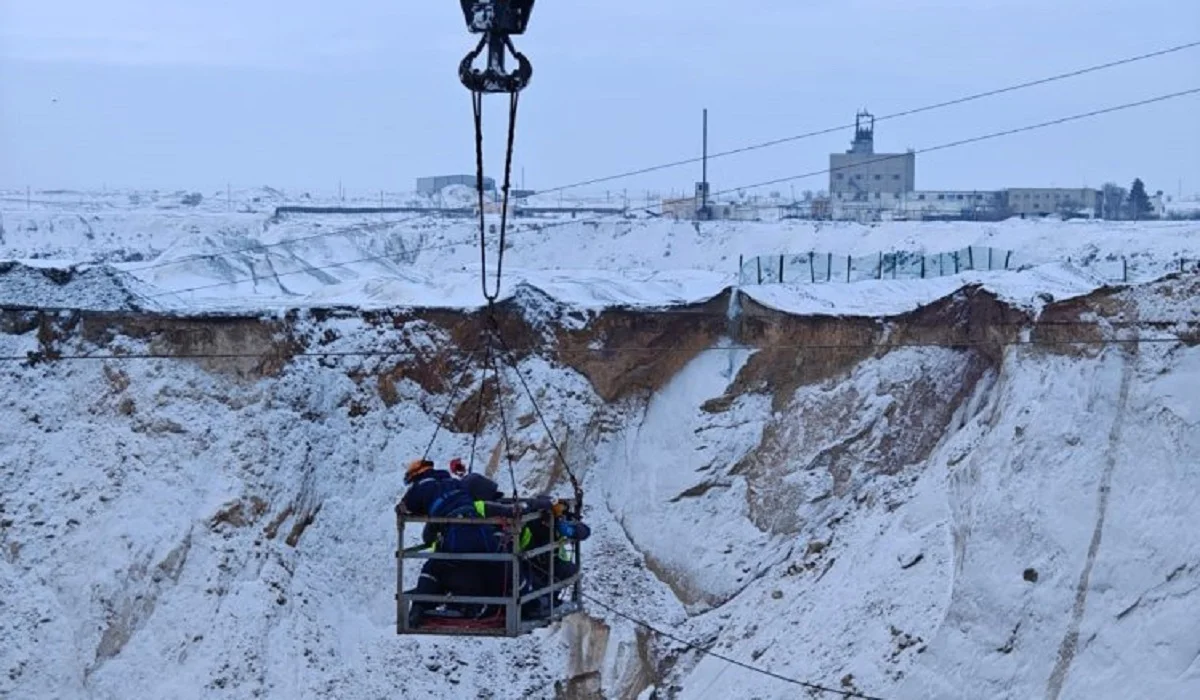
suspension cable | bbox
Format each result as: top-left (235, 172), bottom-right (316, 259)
top-left (472, 91), bottom-right (491, 301)
top-left (472, 91), bottom-right (521, 303)
top-left (486, 321), bottom-right (521, 501)
top-left (497, 91), bottom-right (520, 298)
top-left (581, 592), bottom-right (888, 699)
top-left (467, 333), bottom-right (495, 475)
top-left (420, 349), bottom-right (478, 462)
top-left (517, 553), bottom-right (886, 698)
top-left (491, 325), bottom-right (584, 509)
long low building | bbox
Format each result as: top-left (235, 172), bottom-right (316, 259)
top-left (1004, 188), bottom-right (1099, 217)
top-left (823, 187), bottom-right (1101, 221)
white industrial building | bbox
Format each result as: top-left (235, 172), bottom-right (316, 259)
top-left (1005, 188), bottom-right (1100, 217)
top-left (829, 111), bottom-right (916, 201)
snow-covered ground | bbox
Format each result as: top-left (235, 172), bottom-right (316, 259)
top-left (2, 191), bottom-right (1199, 700)
top-left (4, 189), bottom-right (1200, 314)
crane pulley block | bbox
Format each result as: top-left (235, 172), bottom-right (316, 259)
top-left (458, 1), bottom-right (534, 93)
top-left (460, 0), bottom-right (534, 35)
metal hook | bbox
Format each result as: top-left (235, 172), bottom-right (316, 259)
top-left (459, 34), bottom-right (532, 94)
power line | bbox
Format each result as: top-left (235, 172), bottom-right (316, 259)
top-left (704, 88), bottom-right (1200, 201)
top-left (137, 86), bottom-right (1200, 300)
top-left (534, 39), bottom-right (1200, 196)
top-left (582, 593), bottom-right (887, 699)
top-left (102, 42), bottom-right (1198, 292)
top-left (1, 334), bottom-right (1188, 365)
top-left (469, 87), bottom-right (1200, 240)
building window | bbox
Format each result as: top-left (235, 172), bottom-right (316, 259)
top-left (874, 174), bottom-right (882, 181)
top-left (893, 174), bottom-right (900, 180)
top-left (937, 194), bottom-right (945, 200)
top-left (836, 173), bottom-right (844, 180)
top-left (918, 194), bottom-right (926, 201)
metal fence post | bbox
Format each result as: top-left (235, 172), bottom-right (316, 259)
top-left (827, 253), bottom-right (832, 282)
top-left (548, 513), bottom-right (556, 622)
top-left (1123, 257), bottom-right (1128, 282)
top-left (396, 513), bottom-right (406, 634)
top-left (779, 255), bottom-right (784, 284)
top-left (846, 255), bottom-right (851, 283)
top-left (738, 254), bottom-right (743, 284)
top-left (507, 522), bottom-right (521, 636)
top-left (809, 251), bottom-right (815, 283)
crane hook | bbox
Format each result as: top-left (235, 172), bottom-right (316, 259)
top-left (458, 1), bottom-right (535, 94)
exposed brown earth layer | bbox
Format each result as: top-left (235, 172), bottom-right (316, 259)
top-left (6, 274), bottom-right (1198, 410)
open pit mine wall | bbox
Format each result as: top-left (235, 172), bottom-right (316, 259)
top-left (4, 280), bottom-right (1197, 493)
top-left (3, 277), bottom-right (1198, 700)
top-left (5, 278), bottom-right (1198, 529)
top-left (5, 278), bottom-right (1195, 395)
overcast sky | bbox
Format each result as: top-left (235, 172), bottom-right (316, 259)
top-left (1, 1), bottom-right (1198, 198)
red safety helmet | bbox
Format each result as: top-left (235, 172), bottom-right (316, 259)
top-left (448, 458), bottom-right (467, 477)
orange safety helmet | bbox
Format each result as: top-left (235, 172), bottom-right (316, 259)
top-left (405, 458), bottom-right (434, 484)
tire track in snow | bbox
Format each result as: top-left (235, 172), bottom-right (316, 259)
top-left (1045, 346), bottom-right (1135, 700)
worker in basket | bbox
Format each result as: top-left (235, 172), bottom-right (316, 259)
top-left (520, 498), bottom-right (590, 620)
top-left (450, 474), bottom-right (590, 619)
top-left (398, 458), bottom-right (555, 627)
top-left (454, 474), bottom-right (590, 621)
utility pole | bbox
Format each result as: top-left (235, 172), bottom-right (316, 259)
top-left (701, 107), bottom-right (709, 217)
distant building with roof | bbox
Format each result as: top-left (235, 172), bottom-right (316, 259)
top-left (416, 175), bottom-right (495, 196)
top-left (829, 111), bottom-right (916, 201)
